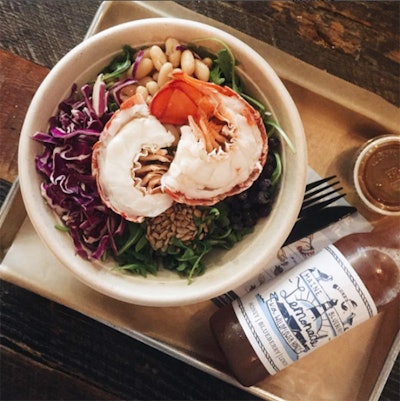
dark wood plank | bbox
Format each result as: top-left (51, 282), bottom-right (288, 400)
top-left (176, 0), bottom-right (400, 106)
top-left (0, 280), bottom-right (257, 401)
top-left (0, 0), bottom-right (102, 69)
top-left (1, 347), bottom-right (116, 401)
top-left (0, 50), bottom-right (48, 183)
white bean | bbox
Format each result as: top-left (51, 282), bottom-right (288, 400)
top-left (138, 76), bottom-right (154, 86)
top-left (158, 62), bottom-right (173, 87)
top-left (135, 85), bottom-right (149, 100)
top-left (168, 50), bottom-right (182, 68)
top-left (194, 59), bottom-right (210, 82)
top-left (135, 57), bottom-right (154, 80)
top-left (150, 45), bottom-right (167, 71)
top-left (146, 80), bottom-right (160, 96)
top-left (202, 57), bottom-right (213, 68)
top-left (165, 37), bottom-right (182, 68)
top-left (165, 38), bottom-right (180, 54)
top-left (181, 49), bottom-right (195, 76)
top-left (142, 47), bottom-right (151, 58)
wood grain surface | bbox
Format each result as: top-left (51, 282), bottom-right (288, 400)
top-left (176, 0), bottom-right (399, 106)
top-left (0, 50), bottom-right (48, 183)
top-left (0, 1), bottom-right (399, 400)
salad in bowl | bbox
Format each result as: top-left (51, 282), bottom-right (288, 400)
top-left (18, 18), bottom-right (307, 306)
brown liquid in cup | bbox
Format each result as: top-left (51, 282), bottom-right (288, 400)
top-left (357, 139), bottom-right (400, 213)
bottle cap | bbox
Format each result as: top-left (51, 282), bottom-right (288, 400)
top-left (353, 135), bottom-right (400, 216)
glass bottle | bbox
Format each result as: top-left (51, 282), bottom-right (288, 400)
top-left (209, 217), bottom-right (400, 387)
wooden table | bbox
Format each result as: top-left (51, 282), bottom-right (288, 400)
top-left (1, 1), bottom-right (399, 400)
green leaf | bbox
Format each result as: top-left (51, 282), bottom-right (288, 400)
top-left (210, 65), bottom-right (225, 85)
top-left (266, 119), bottom-right (296, 154)
top-left (216, 49), bottom-right (234, 82)
top-left (241, 92), bottom-right (266, 114)
top-left (135, 234), bottom-right (149, 253)
top-left (117, 223), bottom-right (143, 256)
top-left (271, 151), bottom-right (283, 186)
top-left (55, 224), bottom-right (69, 232)
top-left (101, 45), bottom-right (135, 82)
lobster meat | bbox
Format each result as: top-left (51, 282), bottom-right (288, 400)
top-left (92, 72), bottom-right (269, 222)
top-left (150, 72), bottom-right (268, 205)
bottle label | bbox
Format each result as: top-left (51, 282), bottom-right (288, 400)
top-left (233, 245), bottom-right (378, 375)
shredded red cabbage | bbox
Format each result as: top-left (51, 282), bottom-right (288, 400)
top-left (92, 74), bottom-right (108, 116)
top-left (110, 78), bottom-right (138, 106)
top-left (33, 83), bottom-right (125, 260)
top-left (176, 44), bottom-right (201, 59)
top-left (131, 49), bottom-right (144, 79)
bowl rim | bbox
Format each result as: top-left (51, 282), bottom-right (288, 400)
top-left (18, 18), bottom-right (307, 306)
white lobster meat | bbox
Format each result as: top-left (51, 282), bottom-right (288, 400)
top-left (92, 73), bottom-right (268, 222)
top-left (150, 72), bottom-right (268, 205)
top-left (92, 94), bottom-right (175, 222)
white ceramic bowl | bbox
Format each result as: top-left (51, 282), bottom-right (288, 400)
top-left (18, 18), bottom-right (307, 306)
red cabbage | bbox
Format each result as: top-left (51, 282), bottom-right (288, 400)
top-left (109, 78), bottom-right (138, 106)
top-left (92, 74), bottom-right (108, 116)
top-left (33, 83), bottom-right (125, 260)
top-left (131, 49), bottom-right (144, 79)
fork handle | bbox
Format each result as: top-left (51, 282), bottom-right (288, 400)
top-left (283, 206), bottom-right (357, 246)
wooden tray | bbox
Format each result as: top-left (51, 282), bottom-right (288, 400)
top-left (1, 2), bottom-right (399, 400)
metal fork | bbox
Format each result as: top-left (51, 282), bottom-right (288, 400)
top-left (283, 175), bottom-right (356, 246)
top-left (299, 175), bottom-right (345, 218)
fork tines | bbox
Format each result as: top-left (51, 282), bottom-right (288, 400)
top-left (299, 175), bottom-right (346, 218)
